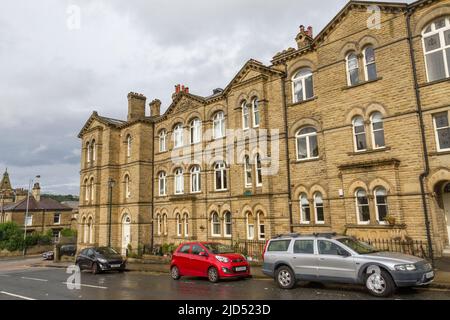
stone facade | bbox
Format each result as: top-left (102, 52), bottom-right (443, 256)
top-left (78, 0), bottom-right (450, 257)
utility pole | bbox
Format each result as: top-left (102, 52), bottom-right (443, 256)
top-left (23, 179), bottom-right (33, 256)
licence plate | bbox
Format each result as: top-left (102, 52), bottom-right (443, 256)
top-left (235, 267), bottom-right (247, 272)
top-left (111, 264), bottom-right (121, 268)
top-left (426, 271), bottom-right (434, 279)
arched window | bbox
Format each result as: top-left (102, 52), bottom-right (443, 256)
top-left (300, 193), bottom-right (311, 224)
top-left (246, 212), bottom-right (255, 240)
top-left (422, 17), bottom-right (450, 82)
top-left (346, 52), bottom-right (359, 86)
top-left (314, 192), bottom-right (325, 224)
top-left (433, 112), bottom-right (450, 151)
top-left (156, 214), bottom-right (162, 236)
top-left (374, 187), bottom-right (389, 224)
top-left (162, 214), bottom-right (168, 235)
top-left (158, 172), bottom-right (167, 196)
top-left (125, 175), bottom-right (131, 199)
top-left (211, 212), bottom-right (221, 237)
top-left (190, 118), bottom-right (202, 144)
top-left (83, 217), bottom-right (88, 243)
top-left (356, 189), bottom-right (370, 224)
top-left (173, 124), bottom-right (184, 148)
top-left (84, 179), bottom-right (89, 202)
top-left (91, 140), bottom-right (96, 162)
top-left (257, 212), bottom-right (265, 240)
top-left (174, 168), bottom-right (184, 195)
top-left (214, 162), bottom-right (227, 191)
top-left (90, 178), bottom-right (95, 201)
top-left (363, 46), bottom-right (377, 81)
top-left (244, 155), bottom-right (252, 188)
top-left (296, 127), bottom-right (319, 160)
top-left (159, 130), bottom-right (167, 152)
top-left (242, 101), bottom-right (249, 130)
top-left (353, 116), bottom-right (367, 151)
top-left (292, 68), bottom-right (314, 103)
top-left (255, 154), bottom-right (263, 187)
top-left (176, 214), bottom-right (182, 237)
top-left (86, 142), bottom-right (91, 164)
top-left (183, 213), bottom-right (189, 237)
top-left (370, 112), bottom-right (385, 149)
top-left (126, 135), bottom-right (132, 158)
top-left (190, 166), bottom-right (201, 193)
top-left (252, 98), bottom-right (260, 128)
top-left (88, 217), bottom-right (93, 244)
top-left (224, 212), bottom-right (232, 237)
top-left (213, 111), bottom-right (225, 139)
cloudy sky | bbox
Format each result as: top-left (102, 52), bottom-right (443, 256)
top-left (1, 0), bottom-right (400, 195)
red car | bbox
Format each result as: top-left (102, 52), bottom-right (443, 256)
top-left (170, 242), bottom-right (251, 282)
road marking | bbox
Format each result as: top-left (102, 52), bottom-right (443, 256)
top-left (21, 277), bottom-right (48, 282)
top-left (0, 291), bottom-right (36, 300)
top-left (0, 275), bottom-right (10, 277)
top-left (61, 282), bottom-right (108, 289)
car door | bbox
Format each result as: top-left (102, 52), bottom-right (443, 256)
top-left (176, 244), bottom-right (192, 275)
top-left (86, 248), bottom-right (96, 269)
top-left (77, 249), bottom-right (88, 268)
top-left (291, 239), bottom-right (318, 280)
top-left (317, 240), bottom-right (357, 282)
top-left (189, 244), bottom-right (209, 277)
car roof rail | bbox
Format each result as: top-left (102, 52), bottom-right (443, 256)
top-left (312, 232), bottom-right (338, 238)
top-left (273, 233), bottom-right (302, 239)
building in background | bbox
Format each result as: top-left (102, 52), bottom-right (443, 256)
top-left (78, 0), bottom-right (450, 257)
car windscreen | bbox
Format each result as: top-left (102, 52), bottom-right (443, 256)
top-left (95, 247), bottom-right (119, 256)
top-left (337, 238), bottom-right (379, 254)
top-left (203, 243), bottom-right (234, 254)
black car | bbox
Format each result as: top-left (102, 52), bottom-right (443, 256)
top-left (76, 247), bottom-right (126, 274)
top-left (60, 244), bottom-right (77, 257)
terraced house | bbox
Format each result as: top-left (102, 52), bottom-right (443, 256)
top-left (78, 0), bottom-right (450, 258)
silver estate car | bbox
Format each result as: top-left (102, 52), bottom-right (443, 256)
top-left (262, 233), bottom-right (434, 297)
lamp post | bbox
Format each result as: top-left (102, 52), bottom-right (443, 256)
top-left (107, 178), bottom-right (115, 248)
top-left (23, 175), bottom-right (40, 256)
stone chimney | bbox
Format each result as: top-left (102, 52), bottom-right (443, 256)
top-left (295, 25), bottom-right (314, 49)
top-left (32, 181), bottom-right (41, 202)
top-left (127, 92), bottom-right (147, 122)
top-left (149, 99), bottom-right (161, 117)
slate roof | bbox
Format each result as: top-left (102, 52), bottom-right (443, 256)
top-left (2, 196), bottom-right (72, 212)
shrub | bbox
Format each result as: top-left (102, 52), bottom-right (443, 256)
top-left (61, 228), bottom-right (77, 238)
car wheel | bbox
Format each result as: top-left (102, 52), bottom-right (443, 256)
top-left (92, 262), bottom-right (100, 275)
top-left (171, 266), bottom-right (181, 280)
top-left (208, 267), bottom-right (219, 283)
top-left (365, 269), bottom-right (395, 298)
top-left (276, 266), bottom-right (296, 289)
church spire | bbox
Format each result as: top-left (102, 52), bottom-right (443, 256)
top-left (0, 169), bottom-right (12, 191)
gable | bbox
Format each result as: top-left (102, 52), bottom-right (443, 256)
top-left (164, 94), bottom-right (205, 118)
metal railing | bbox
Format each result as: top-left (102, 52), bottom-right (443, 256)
top-left (233, 240), bottom-right (267, 262)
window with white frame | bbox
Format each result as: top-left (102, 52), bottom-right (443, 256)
top-left (183, 213), bottom-right (189, 237)
top-left (173, 124), bottom-right (184, 148)
top-left (292, 68), bottom-right (314, 103)
top-left (433, 112), bottom-right (450, 151)
top-left (190, 118), bottom-right (202, 144)
top-left (252, 98), bottom-right (260, 128)
top-left (159, 130), bottom-right (167, 152)
top-left (224, 212), bottom-right (232, 237)
top-left (25, 214), bottom-right (33, 227)
top-left (156, 214), bottom-right (161, 235)
top-left (53, 213), bottom-right (61, 225)
top-left (211, 212), bottom-right (221, 237)
top-left (296, 127), bottom-right (319, 160)
top-left (353, 116), bottom-right (367, 151)
top-left (213, 112), bottom-right (226, 139)
top-left (214, 162), bottom-right (227, 191)
top-left (257, 212), bottom-right (265, 240)
top-left (126, 135), bottom-right (132, 157)
top-left (244, 155), bottom-right (252, 188)
top-left (125, 175), bottom-right (131, 199)
top-left (346, 52), bottom-right (360, 86)
top-left (255, 154), bottom-right (263, 187)
top-left (363, 46), bottom-right (377, 81)
top-left (158, 172), bottom-right (167, 196)
top-left (91, 140), bottom-right (96, 162)
top-left (190, 166), bottom-right (201, 193)
top-left (314, 192), bottom-right (325, 224)
top-left (422, 17), bottom-right (450, 82)
top-left (242, 101), bottom-right (250, 130)
top-left (300, 193), bottom-right (311, 224)
top-left (162, 214), bottom-right (167, 235)
top-left (246, 212), bottom-right (255, 240)
top-left (356, 189), bottom-right (370, 224)
top-left (371, 112), bottom-right (385, 149)
top-left (53, 229), bottom-right (61, 242)
top-left (86, 142), bottom-right (91, 164)
top-left (174, 168), bottom-right (184, 195)
top-left (176, 214), bottom-right (182, 237)
top-left (374, 187), bottom-right (389, 224)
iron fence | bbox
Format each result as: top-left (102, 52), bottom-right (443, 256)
top-left (233, 240), bottom-right (267, 262)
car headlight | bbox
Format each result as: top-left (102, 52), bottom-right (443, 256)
top-left (98, 258), bottom-right (108, 264)
top-left (395, 264), bottom-right (416, 271)
top-left (215, 256), bottom-right (230, 263)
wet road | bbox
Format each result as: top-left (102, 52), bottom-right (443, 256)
top-left (1, 264), bottom-right (450, 300)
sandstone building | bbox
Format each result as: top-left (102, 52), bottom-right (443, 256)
top-left (78, 0), bottom-right (450, 257)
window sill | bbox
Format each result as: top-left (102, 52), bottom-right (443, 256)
top-left (347, 146), bottom-right (390, 156)
top-left (429, 149), bottom-right (450, 156)
top-left (292, 224), bottom-right (331, 228)
top-left (342, 77), bottom-right (382, 90)
top-left (293, 157), bottom-right (321, 164)
top-left (214, 189), bottom-right (229, 193)
top-left (419, 76), bottom-right (450, 88)
top-left (289, 96), bottom-right (318, 107)
top-left (345, 223), bottom-right (406, 229)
